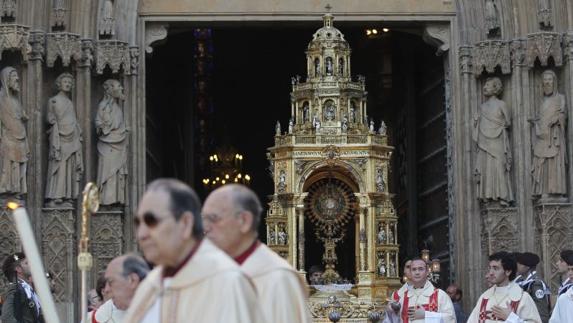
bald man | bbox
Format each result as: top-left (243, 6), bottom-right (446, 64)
top-left (202, 184), bottom-right (311, 323)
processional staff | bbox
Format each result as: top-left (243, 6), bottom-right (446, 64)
top-left (6, 202), bottom-right (61, 323)
top-left (78, 182), bottom-right (100, 323)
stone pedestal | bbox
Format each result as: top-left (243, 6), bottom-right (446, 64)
top-left (91, 209), bottom-right (124, 286)
top-left (535, 202), bottom-right (573, 291)
top-left (480, 206), bottom-right (518, 255)
top-left (42, 207), bottom-right (75, 323)
top-left (0, 196), bottom-right (21, 292)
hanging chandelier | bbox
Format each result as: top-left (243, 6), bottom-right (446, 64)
top-left (202, 145), bottom-right (251, 189)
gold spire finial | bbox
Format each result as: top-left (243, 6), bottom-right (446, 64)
top-left (323, 4), bottom-right (333, 28)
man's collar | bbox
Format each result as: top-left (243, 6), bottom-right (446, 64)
top-left (162, 239), bottom-right (203, 278)
top-left (234, 239), bottom-right (260, 265)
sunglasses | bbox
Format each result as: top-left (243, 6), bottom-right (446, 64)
top-left (134, 212), bottom-right (163, 228)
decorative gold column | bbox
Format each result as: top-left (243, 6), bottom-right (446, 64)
top-left (298, 207), bottom-right (305, 271)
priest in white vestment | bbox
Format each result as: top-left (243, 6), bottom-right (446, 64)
top-left (385, 258), bottom-right (455, 323)
top-left (124, 179), bottom-right (264, 323)
top-left (468, 251), bottom-right (541, 323)
top-left (202, 184), bottom-right (311, 323)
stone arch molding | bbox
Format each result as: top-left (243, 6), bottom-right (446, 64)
top-left (296, 159), bottom-right (366, 194)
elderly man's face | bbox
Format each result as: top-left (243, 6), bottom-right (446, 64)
top-left (8, 71), bottom-right (19, 92)
top-left (104, 257), bottom-right (137, 310)
top-left (202, 189), bottom-right (248, 257)
top-left (136, 190), bottom-right (193, 266)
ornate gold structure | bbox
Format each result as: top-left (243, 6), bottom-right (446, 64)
top-left (78, 183), bottom-right (99, 322)
top-left (267, 13), bottom-right (400, 321)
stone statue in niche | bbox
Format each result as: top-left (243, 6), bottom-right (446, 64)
top-left (288, 118), bottom-right (294, 134)
top-left (325, 57), bottom-right (333, 76)
top-left (303, 102), bottom-right (309, 123)
top-left (538, 0), bottom-right (552, 29)
top-left (484, 0), bottom-right (501, 37)
top-left (339, 58), bottom-right (344, 76)
top-left (377, 255), bottom-right (386, 276)
top-left (314, 58), bottom-right (320, 77)
top-left (377, 223), bottom-right (386, 245)
top-left (275, 121), bottom-right (281, 135)
top-left (375, 167), bottom-right (385, 192)
top-left (530, 70), bottom-right (567, 199)
top-left (324, 101), bottom-right (335, 121)
top-left (0, 67), bottom-right (28, 195)
top-left (349, 103), bottom-right (356, 123)
top-left (388, 258), bottom-right (396, 277)
top-left (268, 227), bottom-right (276, 245)
top-left (341, 114), bottom-right (348, 133)
top-left (96, 79), bottom-right (127, 205)
top-left (472, 77), bottom-right (513, 206)
top-left (369, 120), bottom-right (375, 133)
top-left (100, 0), bottom-right (115, 36)
top-left (45, 73), bottom-right (84, 207)
top-left (277, 224), bottom-right (287, 245)
top-left (313, 113), bottom-right (321, 130)
top-left (379, 120), bottom-right (387, 136)
top-left (277, 169), bottom-right (286, 192)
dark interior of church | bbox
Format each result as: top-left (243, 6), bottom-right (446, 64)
top-left (146, 22), bottom-right (450, 287)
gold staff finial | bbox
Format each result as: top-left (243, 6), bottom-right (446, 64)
top-left (78, 182), bottom-right (99, 323)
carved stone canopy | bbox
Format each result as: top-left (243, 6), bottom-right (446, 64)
top-left (472, 40), bottom-right (511, 76)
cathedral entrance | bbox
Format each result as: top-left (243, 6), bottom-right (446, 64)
top-left (145, 19), bottom-right (450, 290)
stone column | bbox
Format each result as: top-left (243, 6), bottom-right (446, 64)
top-left (297, 207), bottom-right (305, 272)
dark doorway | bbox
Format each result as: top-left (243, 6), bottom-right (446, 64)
top-left (145, 22), bottom-right (448, 284)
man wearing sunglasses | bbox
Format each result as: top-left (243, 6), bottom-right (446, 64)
top-left (202, 184), bottom-right (311, 323)
top-left (124, 178), bottom-right (264, 323)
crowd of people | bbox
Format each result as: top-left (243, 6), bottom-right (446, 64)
top-left (0, 178), bottom-right (573, 322)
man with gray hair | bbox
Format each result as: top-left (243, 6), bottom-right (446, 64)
top-left (88, 254), bottom-right (149, 323)
top-left (202, 184), bottom-right (311, 323)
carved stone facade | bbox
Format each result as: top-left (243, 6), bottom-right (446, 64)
top-left (1, 0), bottom-right (573, 320)
top-left (0, 1), bottom-right (140, 321)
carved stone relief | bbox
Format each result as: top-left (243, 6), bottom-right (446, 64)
top-left (526, 32), bottom-right (562, 67)
top-left (45, 73), bottom-right (83, 207)
top-left (473, 77), bottom-right (513, 206)
top-left (472, 41), bottom-right (511, 75)
top-left (41, 208), bottom-right (74, 303)
top-left (0, 67), bottom-right (29, 196)
top-left (0, 24), bottom-right (30, 60)
top-left (29, 31), bottom-right (45, 61)
top-left (95, 40), bottom-right (133, 75)
top-left (0, 202), bottom-right (20, 292)
top-left (531, 70), bottom-right (567, 200)
top-left (481, 207), bottom-right (518, 254)
top-left (46, 33), bottom-right (82, 67)
top-left (537, 0), bottom-right (553, 29)
top-left (96, 79), bottom-right (127, 206)
top-left (1, 0), bottom-right (16, 21)
top-left (535, 203), bottom-right (573, 292)
top-left (145, 22), bottom-right (168, 54)
top-left (99, 0), bottom-right (115, 38)
top-left (422, 23), bottom-right (450, 55)
top-left (51, 0), bottom-right (67, 29)
top-left (91, 212), bottom-right (123, 285)
top-left (484, 0), bottom-right (501, 38)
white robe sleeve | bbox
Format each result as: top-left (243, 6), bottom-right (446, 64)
top-left (514, 291), bottom-right (542, 323)
top-left (215, 272), bottom-right (266, 323)
top-left (549, 293), bottom-right (573, 323)
top-left (428, 290), bottom-right (456, 323)
top-left (260, 270), bottom-right (311, 323)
